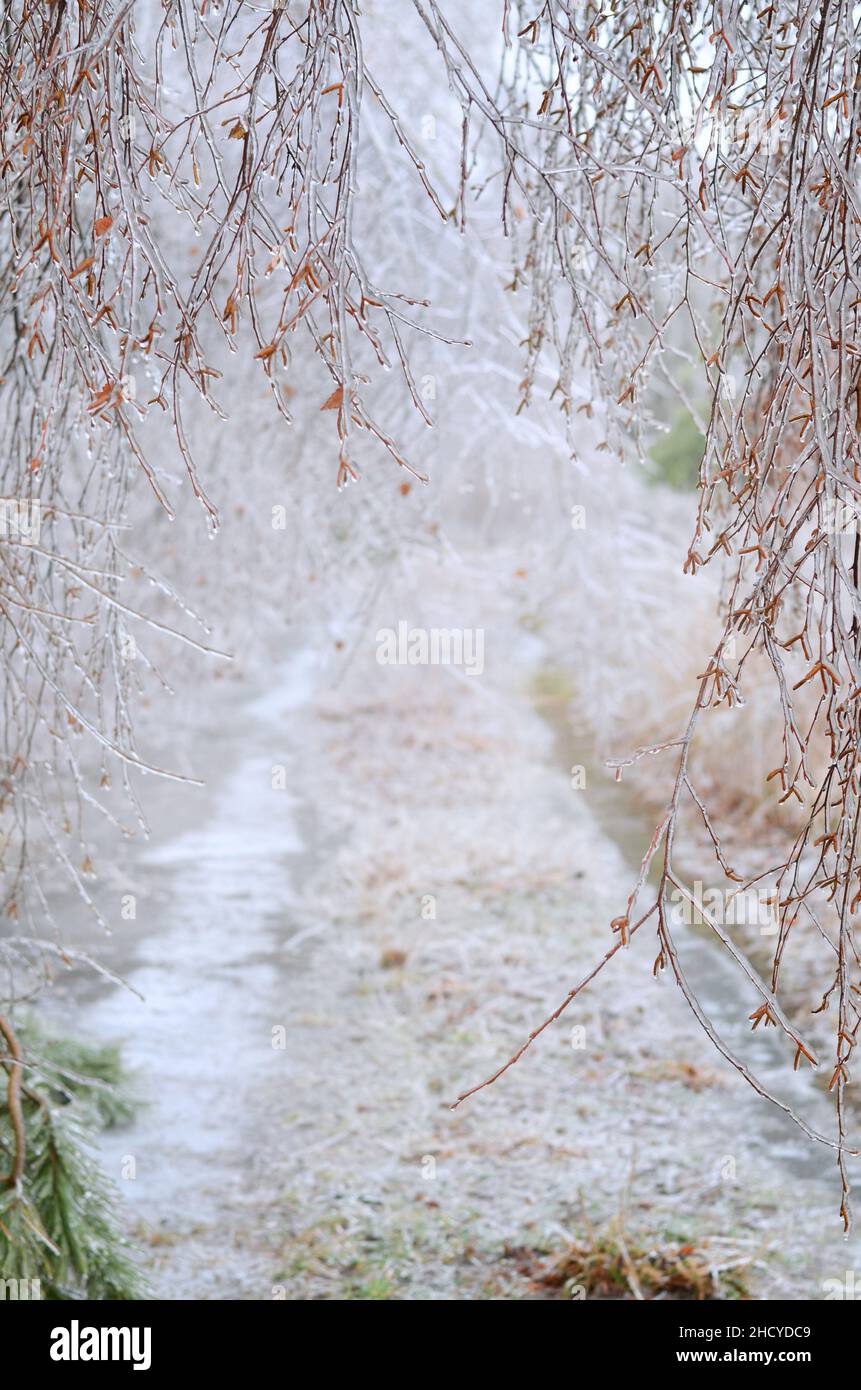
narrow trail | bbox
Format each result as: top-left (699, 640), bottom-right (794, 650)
top-left (39, 630), bottom-right (861, 1298)
top-left (41, 650), bottom-right (319, 1297)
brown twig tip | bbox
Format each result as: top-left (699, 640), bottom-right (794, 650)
top-left (452, 906), bottom-right (657, 1110)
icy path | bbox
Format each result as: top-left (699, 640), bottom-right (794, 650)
top-left (39, 632), bottom-right (861, 1298)
top-left (42, 650), bottom-right (319, 1297)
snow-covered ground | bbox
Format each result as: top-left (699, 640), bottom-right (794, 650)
top-left (41, 565), bottom-right (861, 1299)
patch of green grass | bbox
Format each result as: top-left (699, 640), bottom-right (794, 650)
top-left (344, 1276), bottom-right (395, 1300)
top-left (271, 1207), bottom-right (505, 1300)
top-left (647, 408), bottom-right (705, 491)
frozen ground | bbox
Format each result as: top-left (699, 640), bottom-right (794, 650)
top-left (39, 572), bottom-right (861, 1299)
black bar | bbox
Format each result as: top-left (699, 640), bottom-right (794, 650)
top-left (1, 1295), bottom-right (845, 1375)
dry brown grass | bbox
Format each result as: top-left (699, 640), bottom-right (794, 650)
top-left (529, 1225), bottom-right (752, 1302)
